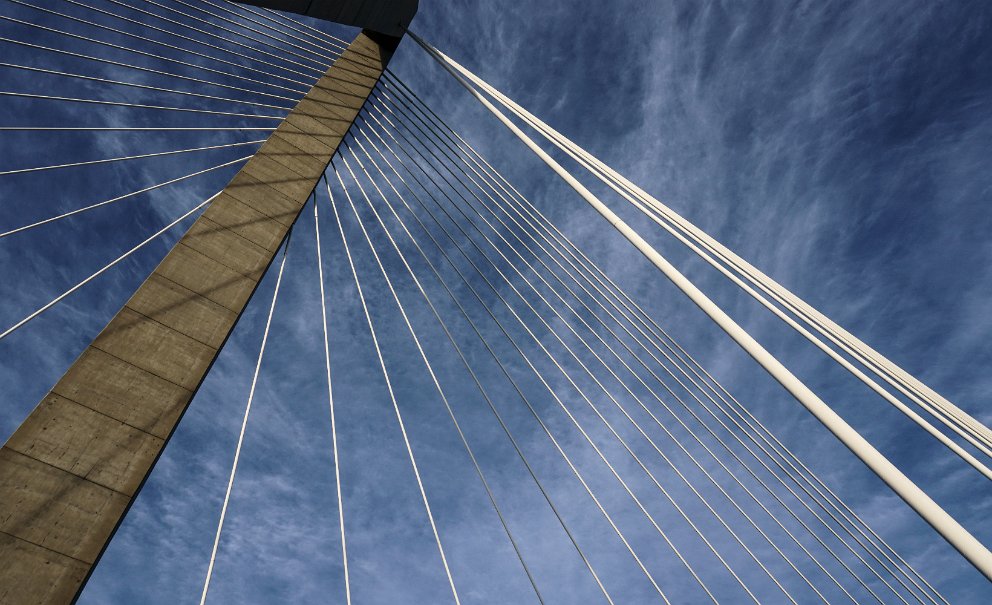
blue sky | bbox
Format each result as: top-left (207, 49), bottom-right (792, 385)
top-left (1, 0), bottom-right (990, 603)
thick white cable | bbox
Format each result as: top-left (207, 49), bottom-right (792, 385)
top-left (369, 98), bottom-right (780, 604)
top-left (392, 103), bottom-right (894, 603)
top-left (435, 79), bottom-right (990, 598)
top-left (329, 163), bottom-right (461, 605)
top-left (413, 32), bottom-right (992, 581)
top-left (339, 149), bottom-right (545, 604)
top-left (384, 77), bottom-right (942, 603)
top-left (0, 62), bottom-right (293, 110)
top-left (0, 140), bottom-right (265, 177)
top-left (0, 156), bottom-right (250, 239)
top-left (377, 90), bottom-right (855, 603)
top-left (392, 79), bottom-right (939, 601)
top-left (390, 73), bottom-right (926, 598)
top-left (0, 91), bottom-right (283, 119)
top-left (439, 77), bottom-right (992, 474)
top-left (1, 6), bottom-right (313, 91)
top-left (199, 227), bottom-right (293, 605)
top-left (313, 187), bottom-right (351, 604)
top-left (456, 71), bottom-right (992, 464)
top-left (439, 57), bottom-right (992, 454)
top-left (350, 125), bottom-right (616, 604)
top-left (381, 85), bottom-right (923, 599)
top-left (0, 192), bottom-right (219, 341)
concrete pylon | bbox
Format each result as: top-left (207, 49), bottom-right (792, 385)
top-left (0, 30), bottom-right (400, 604)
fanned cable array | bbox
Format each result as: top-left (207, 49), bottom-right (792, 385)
top-left (0, 2), bottom-right (989, 603)
top-left (0, 0), bottom-right (340, 339)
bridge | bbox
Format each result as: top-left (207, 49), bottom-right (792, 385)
top-left (0, 1), bottom-right (989, 603)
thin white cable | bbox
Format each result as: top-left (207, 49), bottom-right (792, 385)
top-left (199, 227), bottom-right (294, 605)
top-left (391, 78), bottom-right (942, 602)
top-left (313, 188), bottom-right (351, 605)
top-left (139, 0), bottom-right (332, 68)
top-left (1, 5), bottom-right (313, 91)
top-left (98, 0), bottom-right (326, 76)
top-left (0, 35), bottom-right (304, 103)
top-left (0, 62), bottom-right (293, 110)
top-left (339, 149), bottom-right (545, 604)
top-left (210, 0), bottom-right (348, 55)
top-left (0, 140), bottom-right (266, 177)
top-left (413, 32), bottom-right (992, 582)
top-left (350, 125), bottom-right (616, 604)
top-left (383, 77), bottom-right (941, 602)
top-left (369, 98), bottom-right (774, 604)
top-left (355, 112), bottom-right (686, 605)
top-left (403, 89), bottom-right (948, 605)
top-left (0, 156), bottom-right (251, 239)
top-left (0, 192), bottom-right (219, 341)
top-left (350, 119), bottom-right (673, 603)
top-left (240, 3), bottom-right (350, 50)
top-left (329, 163), bottom-right (462, 605)
top-left (384, 75), bottom-right (941, 604)
top-left (459, 70), bottom-right (992, 463)
top-left (0, 91), bottom-right (284, 120)
top-left (434, 75), bottom-right (988, 600)
top-left (441, 59), bottom-right (992, 454)
top-left (221, 0), bottom-right (344, 54)
top-left (175, 0), bottom-right (340, 63)
top-left (376, 85), bottom-right (858, 599)
top-left (376, 91), bottom-right (849, 603)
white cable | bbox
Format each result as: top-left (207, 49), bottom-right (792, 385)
top-left (141, 0), bottom-right (332, 68)
top-left (449, 66), bottom-right (992, 466)
top-left (211, 0), bottom-right (347, 55)
top-left (0, 62), bottom-right (293, 110)
top-left (1, 5), bottom-right (313, 91)
top-left (339, 149), bottom-right (545, 604)
top-left (199, 228), bottom-right (294, 605)
top-left (238, 2), bottom-right (350, 51)
top-left (0, 91), bottom-right (284, 120)
top-left (369, 98), bottom-right (773, 604)
top-left (390, 78), bottom-right (944, 602)
top-left (176, 0), bottom-right (339, 63)
top-left (0, 140), bottom-right (266, 177)
top-left (355, 112), bottom-right (686, 605)
top-left (98, 0), bottom-right (326, 76)
top-left (437, 56), bottom-right (992, 455)
top-left (0, 35), bottom-right (303, 103)
top-left (349, 119), bottom-right (672, 603)
top-left (350, 125), bottom-right (615, 604)
top-left (0, 156), bottom-right (251, 239)
top-left (382, 78), bottom-right (942, 602)
top-left (375, 92), bottom-right (847, 603)
top-left (387, 72), bottom-right (932, 603)
top-left (313, 190), bottom-right (351, 605)
top-left (329, 163), bottom-right (462, 605)
top-left (413, 32), bottom-right (992, 582)
top-left (0, 192), bottom-right (220, 341)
